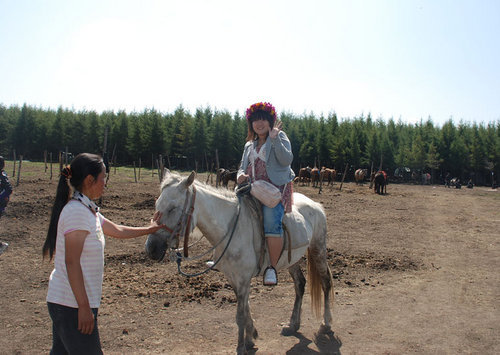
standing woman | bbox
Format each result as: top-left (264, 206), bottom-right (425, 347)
top-left (237, 102), bottom-right (295, 286)
top-left (43, 153), bottom-right (165, 354)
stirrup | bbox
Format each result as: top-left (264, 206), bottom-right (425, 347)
top-left (263, 266), bottom-right (277, 286)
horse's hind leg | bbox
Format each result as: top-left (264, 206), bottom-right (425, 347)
top-left (320, 263), bottom-right (334, 333)
top-left (282, 262), bottom-right (306, 335)
top-left (309, 246), bottom-right (334, 333)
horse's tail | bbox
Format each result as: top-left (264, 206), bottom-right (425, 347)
top-left (307, 248), bottom-right (334, 318)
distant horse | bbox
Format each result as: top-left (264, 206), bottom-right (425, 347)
top-left (354, 168), bottom-right (368, 184)
top-left (311, 167), bottom-right (320, 187)
top-left (320, 167), bottom-right (336, 186)
top-left (297, 166), bottom-right (311, 185)
top-left (217, 168), bottom-right (238, 189)
top-left (373, 171), bottom-right (387, 195)
top-left (222, 170), bottom-right (237, 189)
top-left (145, 171), bottom-right (334, 354)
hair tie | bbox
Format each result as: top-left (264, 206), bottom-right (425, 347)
top-left (61, 166), bottom-right (72, 179)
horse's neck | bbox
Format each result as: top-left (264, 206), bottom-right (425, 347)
top-left (194, 186), bottom-right (238, 245)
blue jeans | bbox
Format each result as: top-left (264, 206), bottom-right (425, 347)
top-left (47, 302), bottom-right (103, 355)
top-left (262, 202), bottom-right (284, 237)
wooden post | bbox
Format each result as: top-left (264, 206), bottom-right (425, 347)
top-left (133, 161), bottom-right (137, 183)
top-left (215, 149), bottom-right (220, 187)
top-left (16, 155), bottom-right (23, 186)
top-left (204, 152), bottom-right (209, 174)
top-left (159, 154), bottom-right (164, 182)
top-left (166, 153), bottom-right (171, 170)
top-left (50, 152), bottom-right (53, 180)
top-left (44, 150), bottom-right (48, 172)
top-left (338, 163), bottom-right (349, 191)
top-left (152, 154), bottom-right (154, 177)
top-left (138, 158), bottom-right (142, 181)
top-left (12, 149), bottom-right (16, 177)
top-left (59, 151), bottom-right (63, 174)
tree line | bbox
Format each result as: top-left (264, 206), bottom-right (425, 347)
top-left (1, 103), bottom-right (499, 185)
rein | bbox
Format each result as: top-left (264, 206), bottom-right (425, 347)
top-left (164, 184), bottom-right (241, 277)
top-left (176, 198), bottom-right (241, 277)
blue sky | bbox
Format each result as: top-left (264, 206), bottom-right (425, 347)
top-left (1, 0), bottom-right (499, 126)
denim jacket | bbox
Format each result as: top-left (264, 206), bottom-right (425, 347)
top-left (237, 131), bottom-right (295, 187)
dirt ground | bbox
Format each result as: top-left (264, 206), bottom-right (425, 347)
top-left (1, 164), bottom-right (499, 354)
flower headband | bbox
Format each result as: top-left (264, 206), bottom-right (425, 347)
top-left (245, 102), bottom-right (277, 122)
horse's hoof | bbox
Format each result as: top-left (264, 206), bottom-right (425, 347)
top-left (281, 325), bottom-right (299, 336)
top-left (245, 341), bottom-right (257, 351)
top-left (318, 324), bottom-right (331, 334)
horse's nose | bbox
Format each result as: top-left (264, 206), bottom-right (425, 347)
top-left (145, 236), bottom-right (164, 261)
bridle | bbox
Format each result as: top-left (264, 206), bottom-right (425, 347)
top-left (162, 183), bottom-right (242, 277)
top-left (162, 185), bottom-right (197, 258)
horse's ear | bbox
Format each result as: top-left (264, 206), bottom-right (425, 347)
top-left (161, 168), bottom-right (171, 183)
top-left (185, 171), bottom-right (196, 187)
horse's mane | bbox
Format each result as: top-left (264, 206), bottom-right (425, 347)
top-left (160, 172), bottom-right (237, 202)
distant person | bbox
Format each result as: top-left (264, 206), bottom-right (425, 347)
top-left (445, 172), bottom-right (451, 188)
top-left (467, 179), bottom-right (473, 189)
top-left (0, 155), bottom-right (13, 255)
top-left (43, 153), bottom-right (166, 354)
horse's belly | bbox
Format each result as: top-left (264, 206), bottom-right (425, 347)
top-left (283, 209), bottom-right (312, 249)
top-left (277, 246), bottom-right (308, 269)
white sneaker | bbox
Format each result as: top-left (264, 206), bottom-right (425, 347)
top-left (263, 267), bottom-right (277, 286)
top-left (0, 242), bottom-right (8, 255)
top-left (206, 260), bottom-right (219, 271)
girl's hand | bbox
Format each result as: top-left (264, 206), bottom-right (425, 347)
top-left (269, 120), bottom-right (282, 139)
top-left (237, 174), bottom-right (249, 184)
top-left (148, 211), bottom-right (166, 233)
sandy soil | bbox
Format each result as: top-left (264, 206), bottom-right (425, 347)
top-left (0, 165), bottom-right (499, 354)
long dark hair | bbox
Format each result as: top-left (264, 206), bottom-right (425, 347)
top-left (42, 153), bottom-right (104, 260)
top-left (245, 110), bottom-right (275, 142)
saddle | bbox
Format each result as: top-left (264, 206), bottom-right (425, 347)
top-left (237, 184), bottom-right (311, 275)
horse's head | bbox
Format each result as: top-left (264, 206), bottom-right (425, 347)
top-left (145, 170), bottom-right (196, 261)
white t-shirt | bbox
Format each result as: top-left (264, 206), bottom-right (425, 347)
top-left (46, 200), bottom-right (106, 308)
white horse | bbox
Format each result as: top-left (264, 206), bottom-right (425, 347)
top-left (145, 171), bottom-right (334, 354)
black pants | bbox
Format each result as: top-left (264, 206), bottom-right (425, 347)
top-left (47, 302), bottom-right (103, 355)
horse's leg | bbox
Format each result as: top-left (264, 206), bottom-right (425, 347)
top-left (282, 262), bottom-right (306, 335)
top-left (244, 300), bottom-right (258, 349)
top-left (309, 246), bottom-right (334, 334)
top-left (233, 282), bottom-right (254, 354)
top-left (319, 262), bottom-right (334, 333)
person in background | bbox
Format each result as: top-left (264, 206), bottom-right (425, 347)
top-left (0, 155), bottom-right (13, 255)
top-left (42, 153), bottom-right (166, 354)
top-left (237, 102), bottom-right (295, 286)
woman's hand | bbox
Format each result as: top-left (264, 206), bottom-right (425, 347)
top-left (78, 305), bottom-right (95, 335)
top-left (269, 120), bottom-right (282, 139)
top-left (148, 211), bottom-right (166, 234)
top-left (237, 174), bottom-right (249, 184)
